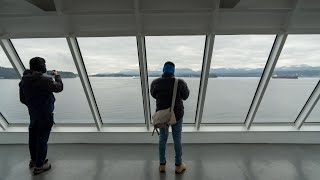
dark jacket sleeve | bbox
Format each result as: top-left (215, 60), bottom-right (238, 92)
top-left (150, 79), bottom-right (157, 99)
top-left (19, 82), bottom-right (26, 105)
top-left (179, 79), bottom-right (189, 100)
top-left (46, 75), bottom-right (63, 93)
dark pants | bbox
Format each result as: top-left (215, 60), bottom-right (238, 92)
top-left (29, 112), bottom-right (53, 167)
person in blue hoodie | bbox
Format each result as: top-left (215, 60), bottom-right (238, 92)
top-left (150, 61), bottom-right (190, 174)
top-left (19, 57), bottom-right (63, 175)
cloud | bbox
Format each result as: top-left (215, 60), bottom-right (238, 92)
top-left (11, 38), bottom-right (77, 72)
top-left (277, 35), bottom-right (320, 67)
top-left (145, 36), bottom-right (206, 71)
top-left (1, 35), bottom-right (320, 74)
top-left (78, 37), bottom-right (139, 74)
top-left (211, 35), bottom-right (276, 69)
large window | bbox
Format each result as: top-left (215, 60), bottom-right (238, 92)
top-left (0, 47), bottom-right (29, 123)
top-left (255, 35), bottom-right (320, 123)
top-left (12, 38), bottom-right (94, 124)
top-left (146, 36), bottom-right (206, 123)
top-left (78, 37), bottom-right (145, 123)
top-left (202, 35), bottom-right (276, 123)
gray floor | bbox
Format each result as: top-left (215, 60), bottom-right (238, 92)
top-left (1, 144), bottom-right (320, 180)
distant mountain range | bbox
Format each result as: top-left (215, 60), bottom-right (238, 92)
top-left (47, 70), bottom-right (77, 78)
top-left (0, 66), bottom-right (18, 79)
top-left (92, 68), bottom-right (208, 77)
top-left (1, 65), bottom-right (320, 79)
top-left (213, 64), bottom-right (320, 77)
top-left (92, 65), bottom-right (320, 78)
top-left (0, 66), bottom-right (77, 79)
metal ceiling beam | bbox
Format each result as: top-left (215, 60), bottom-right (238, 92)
top-left (134, 0), bottom-right (143, 34)
top-left (25, 0), bottom-right (57, 12)
top-left (214, 0), bottom-right (220, 32)
top-left (282, 0), bottom-right (301, 32)
top-left (66, 37), bottom-right (103, 131)
top-left (245, 34), bottom-right (288, 129)
top-left (53, 0), bottom-right (63, 15)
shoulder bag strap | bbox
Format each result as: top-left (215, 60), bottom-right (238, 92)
top-left (170, 78), bottom-right (178, 112)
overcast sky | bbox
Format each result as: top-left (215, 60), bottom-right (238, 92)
top-left (1, 35), bottom-right (320, 74)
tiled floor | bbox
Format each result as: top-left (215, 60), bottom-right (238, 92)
top-left (1, 144), bottom-right (320, 180)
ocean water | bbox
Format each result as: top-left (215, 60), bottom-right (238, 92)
top-left (0, 77), bottom-right (319, 124)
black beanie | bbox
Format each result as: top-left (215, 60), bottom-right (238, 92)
top-left (30, 57), bottom-right (47, 73)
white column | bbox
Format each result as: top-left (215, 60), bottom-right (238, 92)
top-left (295, 81), bottom-right (320, 129)
top-left (136, 35), bottom-right (151, 130)
top-left (0, 112), bottom-right (8, 131)
top-left (0, 39), bottom-right (25, 78)
top-left (245, 34), bottom-right (288, 129)
top-left (195, 35), bottom-right (215, 130)
top-left (66, 37), bottom-right (103, 131)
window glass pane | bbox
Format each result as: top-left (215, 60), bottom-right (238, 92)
top-left (0, 47), bottom-right (29, 122)
top-left (255, 35), bottom-right (320, 123)
top-left (12, 38), bottom-right (94, 124)
top-left (146, 36), bottom-right (205, 123)
top-left (202, 35), bottom-right (276, 123)
top-left (78, 37), bottom-right (145, 123)
top-left (306, 96), bottom-right (320, 122)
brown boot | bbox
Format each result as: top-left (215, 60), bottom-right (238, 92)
top-left (159, 164), bottom-right (166, 173)
top-left (33, 161), bottom-right (51, 175)
top-left (159, 162), bottom-right (166, 173)
top-left (175, 163), bottom-right (186, 174)
top-left (29, 160), bottom-right (36, 168)
top-left (29, 159), bottom-right (48, 168)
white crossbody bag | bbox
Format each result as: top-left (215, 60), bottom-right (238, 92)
top-left (152, 78), bottom-right (178, 136)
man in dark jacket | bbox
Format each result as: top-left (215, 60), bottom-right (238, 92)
top-left (19, 57), bottom-right (63, 175)
top-left (150, 61), bottom-right (189, 174)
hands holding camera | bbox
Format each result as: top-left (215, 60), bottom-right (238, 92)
top-left (51, 70), bottom-right (58, 76)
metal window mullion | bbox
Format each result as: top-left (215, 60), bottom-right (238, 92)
top-left (0, 112), bottom-right (9, 131)
top-left (245, 34), bottom-right (288, 130)
top-left (296, 80), bottom-right (320, 129)
top-left (0, 39), bottom-right (25, 78)
top-left (195, 35), bottom-right (215, 130)
top-left (66, 37), bottom-right (102, 131)
top-left (136, 35), bottom-right (151, 130)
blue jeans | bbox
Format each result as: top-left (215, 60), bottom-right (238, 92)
top-left (159, 119), bottom-right (183, 165)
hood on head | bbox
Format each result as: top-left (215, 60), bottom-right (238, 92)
top-left (22, 69), bottom-right (43, 82)
top-left (29, 57), bottom-right (47, 73)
